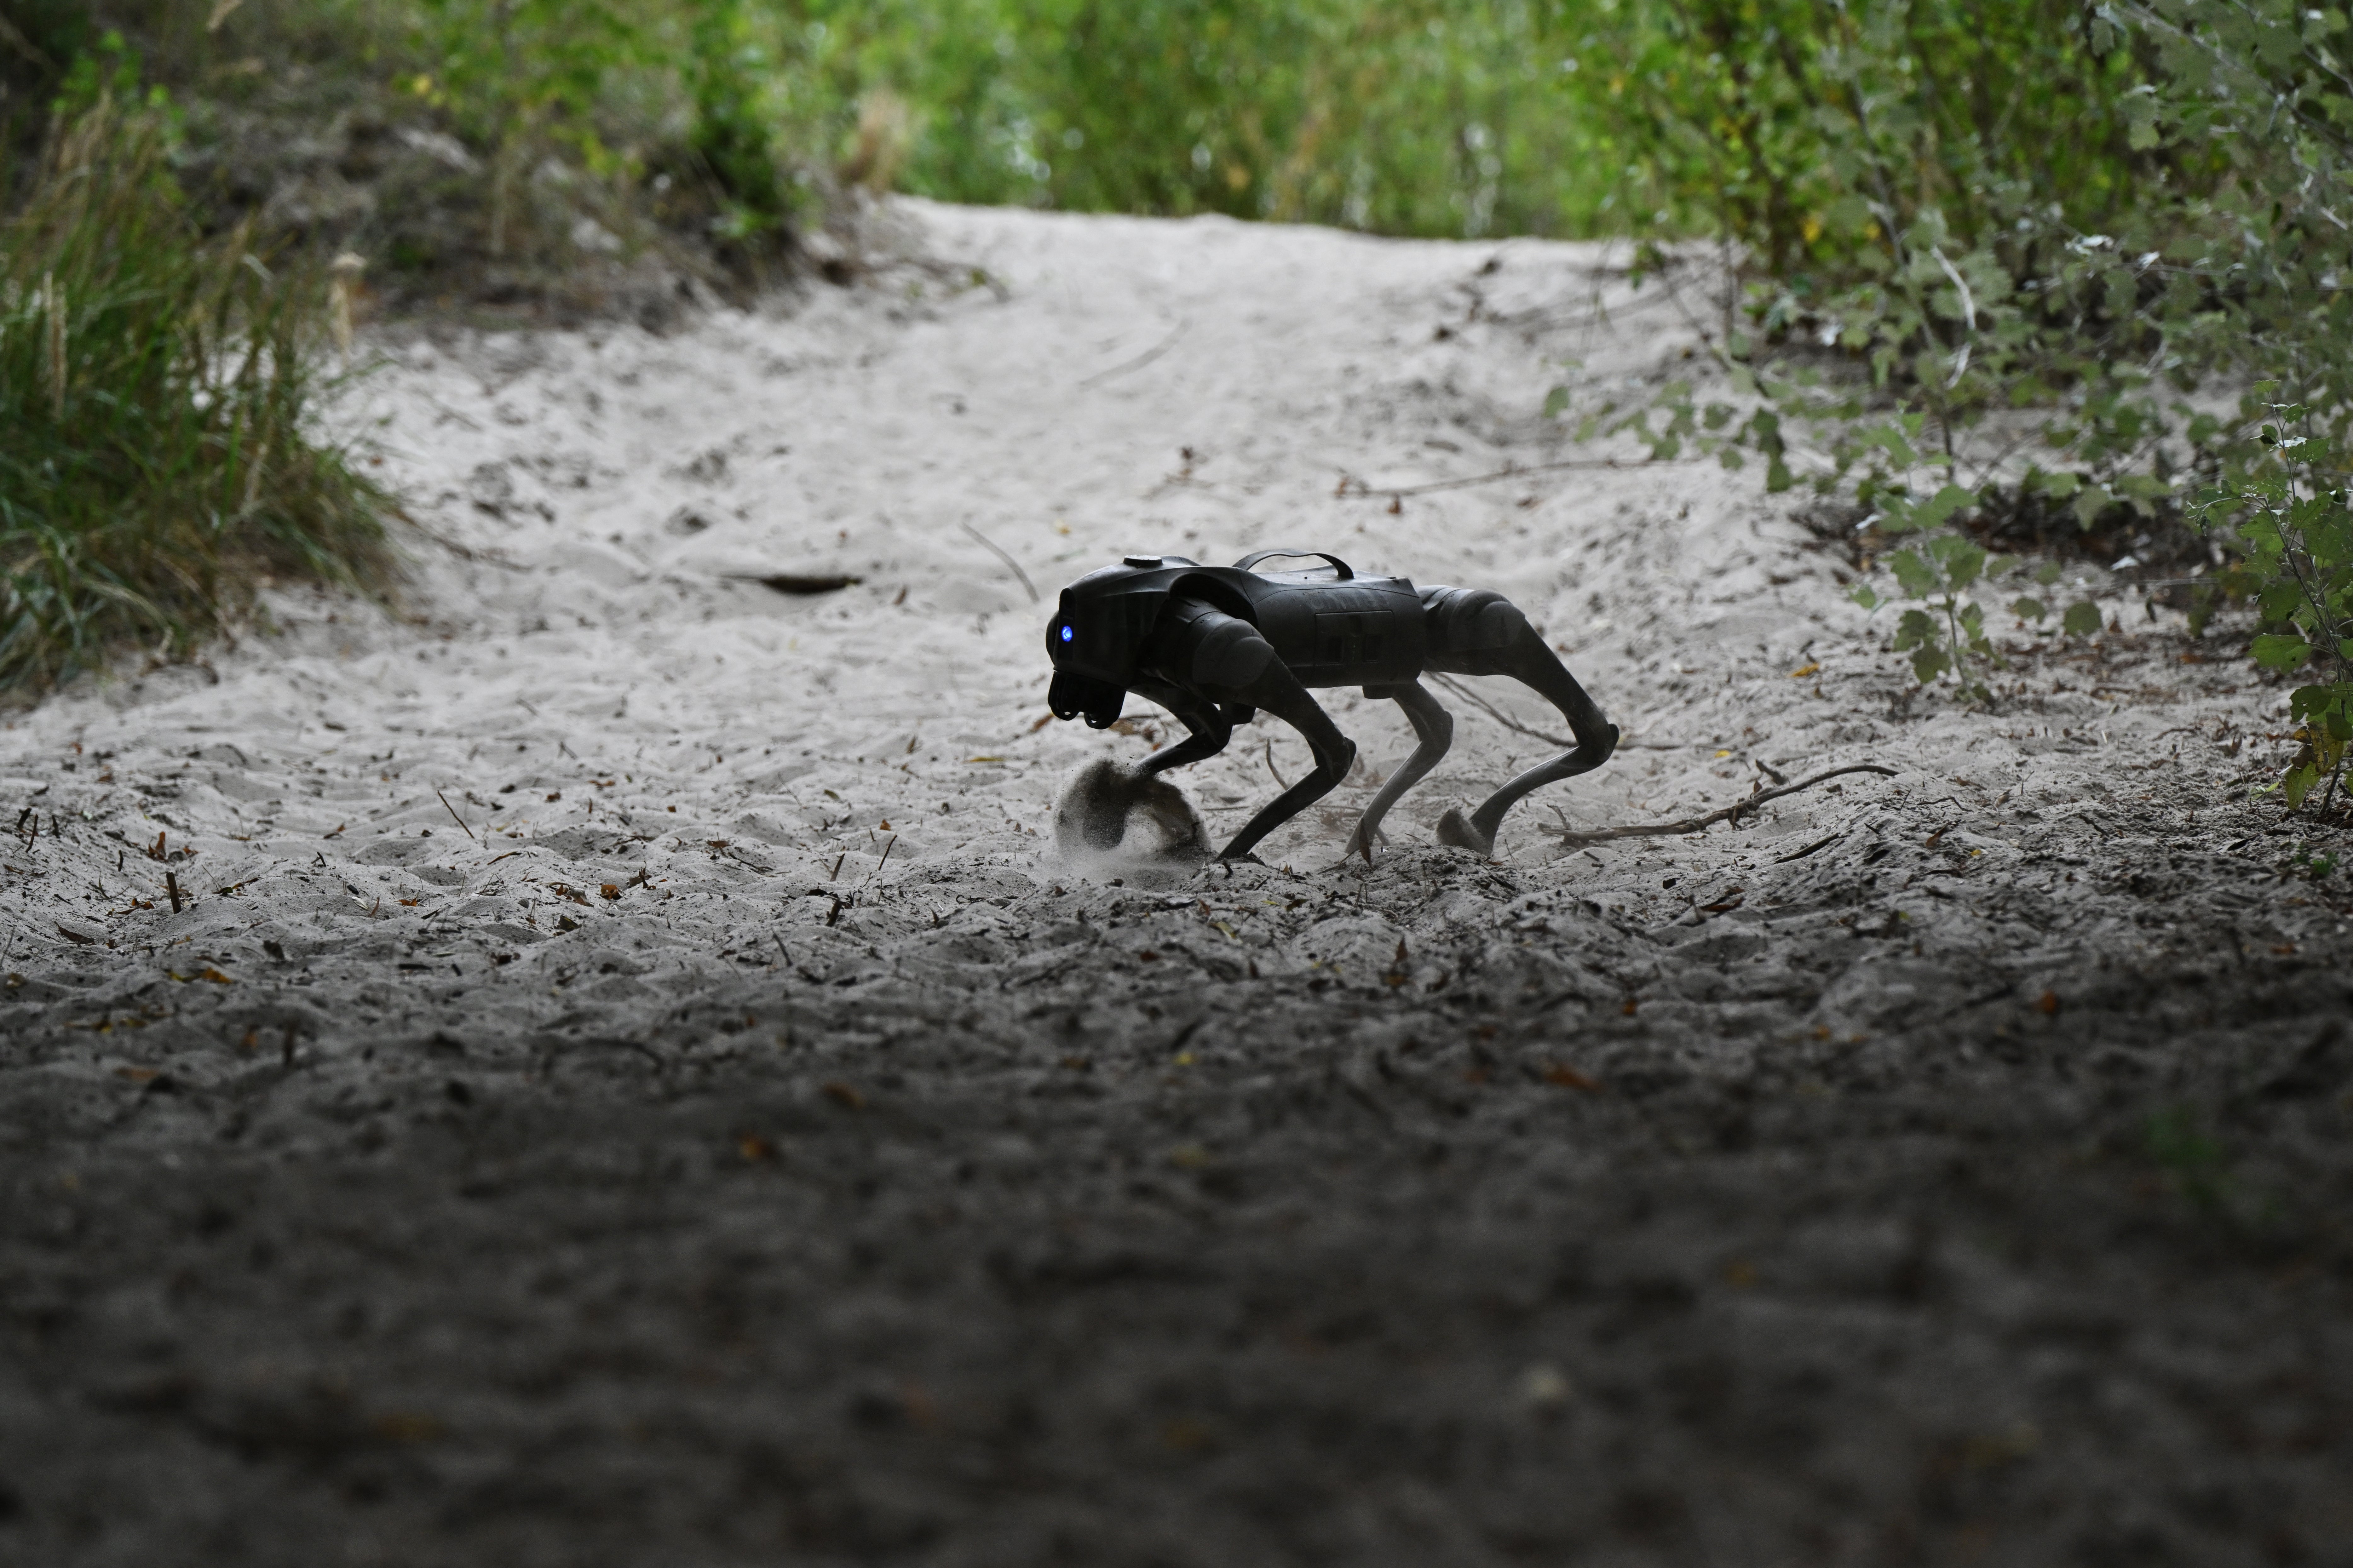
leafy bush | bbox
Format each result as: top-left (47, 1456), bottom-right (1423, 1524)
top-left (1567, 0), bottom-right (2185, 277)
top-left (20, 3), bottom-right (752, 313)
top-left (1544, 0), bottom-right (2352, 808)
top-left (756, 0), bottom-right (1641, 238)
top-left (47, 4), bottom-right (1657, 292)
top-left (0, 93), bottom-right (388, 694)
top-left (2140, 1), bottom-right (2353, 810)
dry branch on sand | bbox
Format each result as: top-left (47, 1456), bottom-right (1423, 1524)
top-left (1543, 764), bottom-right (1898, 846)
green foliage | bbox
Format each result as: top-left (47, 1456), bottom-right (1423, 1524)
top-left (0, 95), bottom-right (388, 694)
top-left (54, 26), bottom-right (148, 112)
top-left (2287, 843), bottom-right (2339, 880)
top-left (181, 0), bottom-right (1659, 247)
top-left (407, 0), bottom-right (645, 152)
top-left (787, 0), bottom-right (1636, 237)
top-left (685, 0), bottom-right (790, 232)
top-left (1538, 0), bottom-right (2353, 805)
top-left (0, 0), bottom-right (94, 118)
top-left (1547, 0), bottom-right (2188, 277)
top-left (403, 0), bottom-right (666, 257)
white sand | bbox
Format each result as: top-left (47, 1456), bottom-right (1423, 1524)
top-left (3, 202), bottom-right (2348, 1564)
top-left (4, 200), bottom-right (2318, 1022)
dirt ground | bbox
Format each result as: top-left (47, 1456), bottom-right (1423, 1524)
top-left (2, 202), bottom-right (2350, 1567)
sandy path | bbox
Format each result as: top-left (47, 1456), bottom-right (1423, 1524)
top-left (2, 202), bottom-right (2349, 1564)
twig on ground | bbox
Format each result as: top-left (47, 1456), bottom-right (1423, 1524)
top-left (1264, 737), bottom-right (1290, 789)
top-left (417, 393), bottom-right (484, 430)
top-left (1427, 673), bottom-right (1689, 750)
top-left (1773, 831), bottom-right (1845, 863)
top-left (1543, 764), bottom-right (1898, 846)
top-left (1338, 454), bottom-right (1676, 502)
top-left (731, 571), bottom-right (862, 595)
top-left (1429, 673), bottom-right (1572, 744)
top-left (393, 509), bottom-right (528, 571)
top-left (0, 14), bottom-right (56, 70)
top-left (961, 522), bottom-right (1038, 603)
top-left (435, 788), bottom-right (477, 842)
top-left (1489, 287), bottom-right (1678, 337)
top-left (1079, 318), bottom-right (1189, 388)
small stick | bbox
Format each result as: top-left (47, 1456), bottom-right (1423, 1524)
top-left (1427, 672), bottom-right (1699, 753)
top-left (1341, 454), bottom-right (1686, 503)
top-left (1079, 316), bottom-right (1188, 388)
top-left (960, 522), bottom-right (1038, 603)
top-left (864, 835), bottom-right (897, 885)
top-left (1264, 736), bottom-right (1290, 789)
top-left (1429, 672), bottom-right (1575, 746)
top-left (1773, 831), bottom-right (1845, 863)
top-left (435, 788), bottom-right (478, 842)
top-left (166, 870), bottom-right (183, 913)
top-left (1543, 764), bottom-right (1898, 846)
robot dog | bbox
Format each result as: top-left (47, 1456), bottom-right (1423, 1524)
top-left (1046, 549), bottom-right (1617, 862)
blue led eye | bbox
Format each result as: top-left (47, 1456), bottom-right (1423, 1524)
top-left (1059, 625), bottom-right (1073, 643)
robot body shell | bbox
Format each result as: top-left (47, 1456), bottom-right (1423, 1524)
top-left (1046, 560), bottom-right (1427, 694)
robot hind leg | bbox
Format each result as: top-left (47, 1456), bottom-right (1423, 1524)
top-left (1419, 586), bottom-right (1618, 857)
top-left (1343, 680), bottom-right (1453, 863)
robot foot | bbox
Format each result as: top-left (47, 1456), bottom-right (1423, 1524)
top-left (1435, 808), bottom-right (1495, 858)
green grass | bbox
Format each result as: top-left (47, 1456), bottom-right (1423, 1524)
top-left (0, 94), bottom-right (389, 696)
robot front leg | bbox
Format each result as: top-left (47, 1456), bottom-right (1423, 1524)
top-left (1147, 603), bottom-right (1356, 862)
top-left (1215, 668), bottom-right (1355, 862)
top-left (1045, 677), bottom-right (1237, 857)
top-left (1126, 678), bottom-right (1240, 776)
top-left (1421, 588), bottom-right (1618, 858)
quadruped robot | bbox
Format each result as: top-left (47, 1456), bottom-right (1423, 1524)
top-left (1045, 549), bottom-right (1618, 862)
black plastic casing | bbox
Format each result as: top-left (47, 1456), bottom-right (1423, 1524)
top-left (1044, 555), bottom-right (1428, 726)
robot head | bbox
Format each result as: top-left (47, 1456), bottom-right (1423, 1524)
top-left (1045, 614), bottom-right (1123, 726)
top-left (1046, 603), bottom-right (1124, 726)
top-left (1047, 555), bottom-right (1196, 729)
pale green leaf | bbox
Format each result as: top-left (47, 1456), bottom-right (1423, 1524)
top-left (2252, 632), bottom-right (2315, 669)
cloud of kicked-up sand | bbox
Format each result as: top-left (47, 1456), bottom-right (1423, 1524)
top-left (1051, 757), bottom-right (1212, 878)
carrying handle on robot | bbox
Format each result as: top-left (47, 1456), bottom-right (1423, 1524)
top-left (1233, 549), bottom-right (1354, 580)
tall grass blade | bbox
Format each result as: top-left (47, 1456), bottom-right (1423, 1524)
top-left (0, 92), bottom-right (390, 697)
